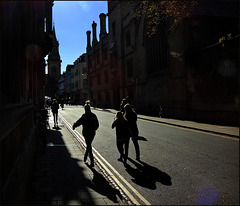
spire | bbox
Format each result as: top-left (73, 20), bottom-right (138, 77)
top-left (48, 23), bottom-right (61, 61)
top-left (92, 21), bottom-right (98, 46)
top-left (52, 23), bottom-right (57, 42)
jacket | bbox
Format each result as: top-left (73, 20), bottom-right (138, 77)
top-left (74, 112), bottom-right (99, 137)
top-left (112, 118), bottom-right (130, 141)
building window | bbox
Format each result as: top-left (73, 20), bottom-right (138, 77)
top-left (82, 67), bottom-right (87, 74)
top-left (83, 79), bottom-right (87, 88)
top-left (44, 17), bottom-right (47, 32)
top-left (75, 69), bottom-right (78, 76)
top-left (81, 55), bottom-right (85, 62)
top-left (145, 24), bottom-right (169, 74)
top-left (125, 31), bottom-right (131, 47)
top-left (75, 81), bottom-right (78, 88)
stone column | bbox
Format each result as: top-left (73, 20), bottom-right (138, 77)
top-left (99, 13), bottom-right (106, 35)
top-left (86, 30), bottom-right (91, 50)
top-left (92, 21), bottom-right (97, 46)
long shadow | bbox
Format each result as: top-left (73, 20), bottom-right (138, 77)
top-left (30, 127), bottom-right (121, 205)
top-left (86, 163), bottom-right (122, 203)
top-left (125, 158), bottom-right (172, 190)
top-left (137, 136), bottom-right (148, 141)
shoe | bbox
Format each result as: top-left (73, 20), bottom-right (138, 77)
top-left (117, 157), bottom-right (123, 162)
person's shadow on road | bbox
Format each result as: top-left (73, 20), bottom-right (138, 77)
top-left (125, 158), bottom-right (172, 190)
top-left (137, 136), bottom-right (148, 141)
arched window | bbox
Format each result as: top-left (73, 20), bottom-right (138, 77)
top-left (144, 23), bottom-right (169, 74)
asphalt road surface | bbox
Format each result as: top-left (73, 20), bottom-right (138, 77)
top-left (57, 105), bottom-right (239, 205)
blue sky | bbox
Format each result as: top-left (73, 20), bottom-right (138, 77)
top-left (52, 1), bottom-right (108, 74)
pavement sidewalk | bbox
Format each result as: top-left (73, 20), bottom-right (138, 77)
top-left (103, 109), bottom-right (239, 138)
top-left (29, 114), bottom-right (127, 205)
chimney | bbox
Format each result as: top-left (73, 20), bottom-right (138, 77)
top-left (99, 13), bottom-right (107, 37)
top-left (92, 21), bottom-right (97, 46)
top-left (86, 30), bottom-right (91, 50)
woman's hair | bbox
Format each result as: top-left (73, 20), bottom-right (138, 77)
top-left (115, 111), bottom-right (124, 120)
top-left (124, 103), bottom-right (132, 113)
top-left (84, 103), bottom-right (91, 113)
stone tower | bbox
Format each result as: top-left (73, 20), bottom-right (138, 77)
top-left (46, 24), bottom-right (62, 98)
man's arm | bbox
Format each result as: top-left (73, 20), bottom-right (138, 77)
top-left (72, 116), bottom-right (83, 130)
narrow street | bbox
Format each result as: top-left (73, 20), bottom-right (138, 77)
top-left (58, 105), bottom-right (239, 205)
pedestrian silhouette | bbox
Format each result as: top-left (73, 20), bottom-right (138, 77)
top-left (120, 98), bottom-right (127, 114)
top-left (124, 103), bottom-right (140, 160)
top-left (51, 99), bottom-right (59, 128)
top-left (60, 98), bottom-right (64, 110)
top-left (72, 103), bottom-right (99, 167)
top-left (112, 111), bottom-right (131, 165)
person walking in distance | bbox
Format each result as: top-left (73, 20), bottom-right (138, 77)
top-left (120, 98), bottom-right (127, 114)
top-left (112, 111), bottom-right (131, 165)
top-left (72, 103), bottom-right (99, 167)
top-left (51, 99), bottom-right (59, 128)
top-left (124, 103), bottom-right (140, 160)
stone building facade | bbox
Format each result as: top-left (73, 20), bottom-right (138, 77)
top-left (86, 1), bottom-right (238, 125)
top-left (71, 54), bottom-right (88, 104)
top-left (0, 1), bottom-right (53, 204)
top-left (183, 1), bottom-right (239, 125)
top-left (65, 64), bottom-right (74, 101)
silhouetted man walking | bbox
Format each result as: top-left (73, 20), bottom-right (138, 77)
top-left (72, 103), bottom-right (99, 167)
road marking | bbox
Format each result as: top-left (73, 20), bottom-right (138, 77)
top-left (139, 118), bottom-right (239, 141)
top-left (47, 143), bottom-right (81, 147)
top-left (58, 114), bottom-right (151, 205)
top-left (92, 144), bottom-right (152, 205)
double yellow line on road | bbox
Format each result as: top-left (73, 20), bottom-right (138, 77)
top-left (59, 114), bottom-right (151, 205)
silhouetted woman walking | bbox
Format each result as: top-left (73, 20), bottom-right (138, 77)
top-left (124, 103), bottom-right (140, 160)
top-left (112, 111), bottom-right (130, 165)
top-left (51, 99), bottom-right (59, 128)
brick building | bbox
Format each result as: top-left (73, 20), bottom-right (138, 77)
top-left (86, 13), bottom-right (121, 108)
